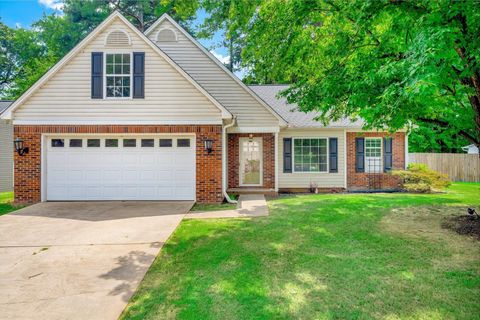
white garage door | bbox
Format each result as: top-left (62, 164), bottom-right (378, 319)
top-left (45, 136), bottom-right (196, 201)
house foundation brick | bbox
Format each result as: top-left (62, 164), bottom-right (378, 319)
top-left (227, 133), bottom-right (275, 189)
top-left (346, 132), bottom-right (405, 190)
top-left (13, 125), bottom-right (223, 204)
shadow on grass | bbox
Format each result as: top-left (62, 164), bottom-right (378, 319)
top-left (122, 189), bottom-right (480, 319)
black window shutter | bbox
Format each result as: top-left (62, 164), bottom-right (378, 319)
top-left (133, 52), bottom-right (145, 98)
top-left (91, 52), bottom-right (103, 99)
top-left (355, 137), bottom-right (365, 173)
top-left (283, 138), bottom-right (292, 173)
top-left (329, 138), bottom-right (338, 173)
top-left (384, 137), bottom-right (393, 172)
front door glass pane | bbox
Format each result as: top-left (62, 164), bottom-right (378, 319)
top-left (241, 139), bottom-right (261, 185)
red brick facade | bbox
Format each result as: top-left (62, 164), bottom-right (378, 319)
top-left (13, 125), bottom-right (223, 204)
top-left (347, 132), bottom-right (405, 190)
top-left (227, 133), bottom-right (275, 189)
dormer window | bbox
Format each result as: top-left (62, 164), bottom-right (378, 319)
top-left (105, 53), bottom-right (131, 98)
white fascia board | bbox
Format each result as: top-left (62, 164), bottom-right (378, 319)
top-left (1, 11), bottom-right (232, 121)
top-left (145, 14), bottom-right (288, 126)
top-left (281, 126), bottom-right (360, 132)
top-left (13, 120), bottom-right (223, 125)
top-left (227, 126), bottom-right (280, 133)
top-left (344, 128), bottom-right (408, 133)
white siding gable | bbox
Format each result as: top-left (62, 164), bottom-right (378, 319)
top-left (147, 19), bottom-right (281, 128)
top-left (13, 17), bottom-right (223, 124)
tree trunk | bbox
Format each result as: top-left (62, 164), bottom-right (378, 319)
top-left (228, 37), bottom-right (234, 72)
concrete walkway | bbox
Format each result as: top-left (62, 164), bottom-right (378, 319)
top-left (185, 194), bottom-right (269, 219)
top-left (0, 201), bottom-right (193, 320)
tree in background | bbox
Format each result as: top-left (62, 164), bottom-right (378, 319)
top-left (240, 0), bottom-right (480, 150)
top-left (196, 0), bottom-right (258, 72)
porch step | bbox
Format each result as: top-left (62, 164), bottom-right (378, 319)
top-left (228, 188), bottom-right (277, 196)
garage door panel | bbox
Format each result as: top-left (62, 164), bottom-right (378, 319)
top-left (46, 136), bottom-right (196, 201)
top-left (67, 170), bottom-right (83, 182)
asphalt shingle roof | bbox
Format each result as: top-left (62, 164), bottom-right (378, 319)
top-left (0, 101), bottom-right (13, 115)
top-left (249, 85), bottom-right (363, 128)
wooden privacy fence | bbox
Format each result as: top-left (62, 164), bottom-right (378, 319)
top-left (408, 153), bottom-right (480, 182)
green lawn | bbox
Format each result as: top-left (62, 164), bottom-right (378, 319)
top-left (190, 202), bottom-right (237, 212)
top-left (122, 183), bottom-right (480, 320)
top-left (0, 192), bottom-right (17, 216)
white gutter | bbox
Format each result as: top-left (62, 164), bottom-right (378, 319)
top-left (405, 131), bottom-right (409, 169)
top-left (222, 116), bottom-right (237, 204)
top-left (274, 132), bottom-right (279, 192)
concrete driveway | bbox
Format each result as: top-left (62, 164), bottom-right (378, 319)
top-left (0, 201), bottom-right (193, 320)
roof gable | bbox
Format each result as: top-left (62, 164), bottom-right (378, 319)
top-left (145, 14), bottom-right (287, 127)
top-left (1, 11), bottom-right (231, 120)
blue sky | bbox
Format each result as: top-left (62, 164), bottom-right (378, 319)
top-left (0, 0), bottom-right (237, 75)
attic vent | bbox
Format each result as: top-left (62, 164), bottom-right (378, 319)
top-left (105, 30), bottom-right (131, 46)
top-left (157, 28), bottom-right (177, 42)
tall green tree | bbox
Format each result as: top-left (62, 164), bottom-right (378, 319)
top-left (0, 22), bottom-right (56, 99)
top-left (197, 0), bottom-right (258, 72)
top-left (241, 0), bottom-right (480, 148)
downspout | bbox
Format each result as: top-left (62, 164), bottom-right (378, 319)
top-left (222, 116), bottom-right (237, 204)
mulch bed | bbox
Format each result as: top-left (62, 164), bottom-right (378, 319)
top-left (442, 215), bottom-right (480, 240)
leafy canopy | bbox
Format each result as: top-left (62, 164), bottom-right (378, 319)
top-left (241, 0), bottom-right (480, 146)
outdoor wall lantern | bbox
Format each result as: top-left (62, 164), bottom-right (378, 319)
top-left (14, 137), bottom-right (29, 156)
top-left (204, 139), bottom-right (213, 154)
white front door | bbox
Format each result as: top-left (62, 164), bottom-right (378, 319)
top-left (45, 136), bottom-right (196, 201)
top-left (239, 137), bottom-right (263, 186)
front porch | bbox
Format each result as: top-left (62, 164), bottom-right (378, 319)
top-left (226, 132), bottom-right (278, 196)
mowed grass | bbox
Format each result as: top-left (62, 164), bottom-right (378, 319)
top-left (0, 192), bottom-right (17, 216)
top-left (122, 183), bottom-right (480, 320)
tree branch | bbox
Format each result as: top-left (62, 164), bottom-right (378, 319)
top-left (417, 117), bottom-right (479, 145)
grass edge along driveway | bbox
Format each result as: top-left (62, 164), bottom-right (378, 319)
top-left (121, 183), bottom-right (480, 319)
top-left (0, 192), bottom-right (17, 216)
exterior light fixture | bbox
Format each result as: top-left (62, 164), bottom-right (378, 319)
top-left (14, 137), bottom-right (29, 156)
top-left (204, 139), bottom-right (213, 154)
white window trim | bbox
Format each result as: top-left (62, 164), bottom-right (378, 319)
top-left (239, 137), bottom-right (263, 187)
top-left (292, 137), bottom-right (329, 173)
top-left (103, 51), bottom-right (133, 100)
top-left (364, 137), bottom-right (383, 173)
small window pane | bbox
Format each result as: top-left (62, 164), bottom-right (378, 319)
top-left (141, 139), bottom-right (154, 147)
top-left (159, 139), bottom-right (172, 147)
top-left (123, 139), bottom-right (136, 147)
top-left (51, 139), bottom-right (64, 147)
top-left (106, 54), bottom-right (113, 63)
top-left (105, 139), bottom-right (118, 147)
top-left (123, 65), bottom-right (130, 74)
top-left (123, 54), bottom-right (130, 63)
top-left (114, 53), bottom-right (122, 63)
top-left (87, 139), bottom-right (100, 147)
top-left (69, 139), bottom-right (82, 147)
top-left (177, 139), bottom-right (190, 147)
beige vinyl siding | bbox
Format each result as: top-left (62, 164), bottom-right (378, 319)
top-left (13, 18), bottom-right (222, 123)
top-left (148, 20), bottom-right (279, 128)
top-left (0, 120), bottom-right (13, 192)
top-left (278, 128), bottom-right (346, 188)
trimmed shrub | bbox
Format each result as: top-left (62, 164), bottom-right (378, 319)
top-left (392, 163), bottom-right (451, 193)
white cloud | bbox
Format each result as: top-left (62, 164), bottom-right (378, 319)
top-left (38, 0), bottom-right (64, 10)
top-left (15, 22), bottom-right (22, 28)
top-left (210, 50), bottom-right (230, 65)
